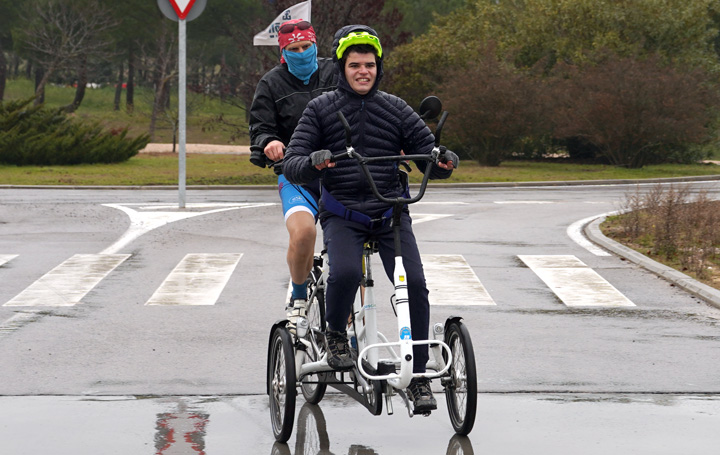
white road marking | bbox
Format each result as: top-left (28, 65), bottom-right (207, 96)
top-left (3, 254), bottom-right (130, 307)
top-left (423, 254), bottom-right (496, 306)
top-left (519, 255), bottom-right (635, 307)
top-left (567, 213), bottom-right (619, 257)
top-left (102, 203), bottom-right (275, 254)
top-left (145, 253), bottom-right (242, 306)
top-left (0, 254), bottom-right (18, 267)
top-left (412, 213), bottom-right (452, 225)
top-left (494, 201), bottom-right (553, 204)
top-left (415, 202), bottom-right (468, 205)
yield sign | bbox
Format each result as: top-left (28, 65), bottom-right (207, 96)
top-left (167, 0), bottom-right (197, 20)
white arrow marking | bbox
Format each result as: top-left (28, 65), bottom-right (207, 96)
top-left (101, 203), bottom-right (275, 254)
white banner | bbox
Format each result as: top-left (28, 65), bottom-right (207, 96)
top-left (253, 1), bottom-right (312, 46)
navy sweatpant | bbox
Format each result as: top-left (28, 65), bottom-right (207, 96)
top-left (320, 212), bottom-right (430, 373)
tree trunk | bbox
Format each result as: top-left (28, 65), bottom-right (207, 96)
top-left (113, 61), bottom-right (123, 111)
top-left (126, 47), bottom-right (135, 113)
top-left (12, 54), bottom-right (20, 78)
top-left (34, 67), bottom-right (47, 105)
top-left (64, 54), bottom-right (88, 113)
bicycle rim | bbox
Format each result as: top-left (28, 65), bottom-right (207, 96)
top-left (269, 327), bottom-right (296, 442)
top-left (444, 321), bottom-right (477, 435)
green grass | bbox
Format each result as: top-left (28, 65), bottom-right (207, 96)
top-left (3, 78), bottom-right (248, 145)
top-left (2, 154), bottom-right (719, 186)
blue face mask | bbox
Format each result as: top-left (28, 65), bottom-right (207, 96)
top-left (282, 44), bottom-right (318, 85)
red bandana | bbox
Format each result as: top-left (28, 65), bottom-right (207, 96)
top-left (278, 19), bottom-right (316, 63)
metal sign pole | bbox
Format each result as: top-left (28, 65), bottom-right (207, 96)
top-left (178, 18), bottom-right (187, 209)
top-left (158, 0), bottom-right (206, 208)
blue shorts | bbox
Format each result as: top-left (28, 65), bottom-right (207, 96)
top-left (278, 174), bottom-right (318, 221)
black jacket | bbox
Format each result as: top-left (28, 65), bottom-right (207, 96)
top-left (283, 25), bottom-right (452, 219)
top-left (249, 57), bottom-right (336, 173)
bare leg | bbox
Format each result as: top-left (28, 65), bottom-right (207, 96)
top-left (286, 210), bottom-right (317, 286)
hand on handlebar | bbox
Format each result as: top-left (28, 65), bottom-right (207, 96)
top-left (437, 146), bottom-right (459, 170)
top-left (310, 149), bottom-right (336, 170)
top-left (264, 140), bottom-right (285, 162)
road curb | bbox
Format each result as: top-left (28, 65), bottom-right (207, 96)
top-left (584, 216), bottom-right (720, 310)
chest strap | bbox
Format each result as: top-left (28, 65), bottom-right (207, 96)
top-left (321, 187), bottom-right (394, 230)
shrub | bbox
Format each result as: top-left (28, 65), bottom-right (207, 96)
top-left (0, 97), bottom-right (149, 165)
top-left (550, 53), bottom-right (720, 168)
top-left (440, 45), bottom-right (551, 166)
top-left (612, 184), bottom-right (720, 279)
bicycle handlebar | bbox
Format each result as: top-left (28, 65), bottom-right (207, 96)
top-left (332, 110), bottom-right (448, 206)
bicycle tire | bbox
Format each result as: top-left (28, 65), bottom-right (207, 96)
top-left (364, 379), bottom-right (383, 416)
top-left (300, 265), bottom-right (328, 404)
top-left (443, 321), bottom-right (477, 435)
top-left (268, 326), bottom-right (297, 442)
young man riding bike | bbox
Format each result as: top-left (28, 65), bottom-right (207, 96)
top-left (283, 25), bottom-right (458, 415)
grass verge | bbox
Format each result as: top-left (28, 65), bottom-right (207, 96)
top-left (601, 185), bottom-right (720, 292)
top-left (2, 154), bottom-right (720, 186)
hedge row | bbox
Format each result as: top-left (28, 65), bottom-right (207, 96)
top-left (0, 97), bottom-right (149, 166)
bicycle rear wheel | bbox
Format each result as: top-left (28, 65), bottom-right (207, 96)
top-left (268, 326), bottom-right (296, 442)
top-left (443, 321), bottom-right (477, 435)
top-left (300, 265), bottom-right (328, 404)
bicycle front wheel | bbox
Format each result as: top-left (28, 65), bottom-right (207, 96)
top-left (444, 321), bottom-right (477, 435)
top-left (268, 326), bottom-right (297, 442)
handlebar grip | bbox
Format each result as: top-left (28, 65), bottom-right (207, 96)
top-left (250, 145), bottom-right (268, 168)
top-left (329, 150), bottom-right (354, 163)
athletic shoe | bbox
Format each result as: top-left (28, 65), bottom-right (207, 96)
top-left (286, 298), bottom-right (308, 337)
top-left (407, 377), bottom-right (437, 415)
top-left (324, 330), bottom-right (354, 370)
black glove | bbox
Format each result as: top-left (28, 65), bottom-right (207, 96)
top-left (249, 145), bottom-right (268, 168)
top-left (310, 149), bottom-right (333, 167)
top-left (439, 146), bottom-right (459, 168)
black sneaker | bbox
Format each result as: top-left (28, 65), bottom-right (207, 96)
top-left (407, 377), bottom-right (437, 415)
top-left (324, 330), bottom-right (354, 370)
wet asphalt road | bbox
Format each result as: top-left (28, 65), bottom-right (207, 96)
top-left (1, 183), bottom-right (720, 453)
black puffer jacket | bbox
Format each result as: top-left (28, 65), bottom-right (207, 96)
top-left (249, 57), bottom-right (336, 173)
top-left (283, 25), bottom-right (452, 219)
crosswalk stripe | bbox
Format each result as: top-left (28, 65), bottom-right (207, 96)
top-left (519, 255), bottom-right (635, 307)
top-left (423, 254), bottom-right (496, 306)
top-left (3, 254), bottom-right (131, 307)
top-left (145, 253), bottom-right (242, 306)
top-left (412, 213), bottom-right (452, 225)
top-left (0, 254), bottom-right (18, 267)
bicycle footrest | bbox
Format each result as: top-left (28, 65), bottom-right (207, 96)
top-left (358, 339), bottom-right (452, 382)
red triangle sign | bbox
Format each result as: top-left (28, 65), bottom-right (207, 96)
top-left (167, 0), bottom-right (197, 20)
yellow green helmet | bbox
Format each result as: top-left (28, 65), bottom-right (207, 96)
top-left (335, 31), bottom-right (383, 60)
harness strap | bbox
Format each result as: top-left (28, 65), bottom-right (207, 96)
top-left (321, 187), bottom-right (394, 230)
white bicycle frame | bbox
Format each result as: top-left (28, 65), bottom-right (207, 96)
top-left (351, 250), bottom-right (452, 391)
